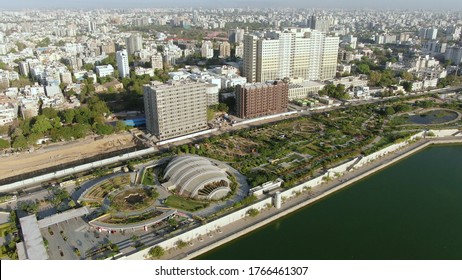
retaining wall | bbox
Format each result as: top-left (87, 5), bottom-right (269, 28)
top-left (156, 129), bottom-right (218, 146)
top-left (232, 111), bottom-right (298, 127)
top-left (326, 158), bottom-right (359, 177)
top-left (429, 129), bottom-right (460, 137)
top-left (0, 148), bottom-right (156, 192)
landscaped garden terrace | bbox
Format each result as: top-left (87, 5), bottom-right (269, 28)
top-left (169, 95), bottom-right (462, 189)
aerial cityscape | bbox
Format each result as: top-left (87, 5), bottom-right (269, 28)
top-left (0, 1), bottom-right (462, 260)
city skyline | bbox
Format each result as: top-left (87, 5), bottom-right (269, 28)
top-left (2, 0), bottom-right (462, 10)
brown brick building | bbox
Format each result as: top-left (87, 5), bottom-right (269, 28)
top-left (235, 81), bottom-right (289, 119)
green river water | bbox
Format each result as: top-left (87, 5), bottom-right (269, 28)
top-left (198, 145), bottom-right (462, 260)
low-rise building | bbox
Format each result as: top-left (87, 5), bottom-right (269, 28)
top-left (95, 65), bottom-right (114, 77)
top-left (327, 75), bottom-right (369, 89)
top-left (288, 79), bottom-right (325, 101)
top-left (206, 83), bottom-right (219, 106)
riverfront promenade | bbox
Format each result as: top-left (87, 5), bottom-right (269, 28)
top-left (157, 137), bottom-right (462, 260)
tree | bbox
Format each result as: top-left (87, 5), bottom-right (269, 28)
top-left (42, 107), bottom-right (58, 119)
top-left (148, 246), bottom-right (165, 259)
top-left (0, 62), bottom-right (10, 70)
top-left (10, 76), bottom-right (32, 88)
top-left (26, 132), bottom-right (44, 145)
top-left (395, 103), bottom-right (412, 112)
top-left (60, 109), bottom-right (75, 124)
top-left (400, 71), bottom-right (414, 81)
top-left (401, 81), bottom-right (412, 92)
top-left (36, 37), bottom-right (51, 48)
top-left (384, 106), bottom-right (396, 116)
top-left (74, 107), bottom-right (93, 125)
top-left (31, 115), bottom-right (52, 134)
top-left (18, 200), bottom-right (39, 214)
top-left (0, 139), bottom-right (10, 150)
top-left (72, 124), bottom-right (91, 139)
top-left (15, 42), bottom-right (26, 51)
top-left (369, 71), bottom-right (382, 86)
top-left (83, 63), bottom-right (94, 72)
top-left (114, 121), bottom-right (127, 132)
top-left (357, 63), bottom-right (371, 75)
top-left (94, 123), bottom-right (114, 135)
top-left (12, 135), bottom-right (28, 149)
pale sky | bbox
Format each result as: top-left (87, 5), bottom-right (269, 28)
top-left (2, 0), bottom-right (462, 10)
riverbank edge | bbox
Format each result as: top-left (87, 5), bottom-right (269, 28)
top-left (184, 138), bottom-right (462, 260)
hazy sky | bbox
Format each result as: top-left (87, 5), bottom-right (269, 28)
top-left (2, 0), bottom-right (462, 10)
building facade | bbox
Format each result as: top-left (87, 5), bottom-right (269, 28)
top-left (95, 65), bottom-right (114, 77)
top-left (144, 80), bottom-right (208, 140)
top-left (235, 80), bottom-right (289, 119)
top-left (219, 41), bottom-right (231, 58)
top-left (201, 40), bottom-right (214, 58)
top-left (445, 46), bottom-right (462, 65)
top-left (151, 53), bottom-right (163, 70)
top-left (116, 50), bottom-right (130, 78)
top-left (125, 33), bottom-right (143, 55)
top-left (243, 28), bottom-right (339, 83)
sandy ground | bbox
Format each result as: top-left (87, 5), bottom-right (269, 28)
top-left (0, 133), bottom-right (136, 180)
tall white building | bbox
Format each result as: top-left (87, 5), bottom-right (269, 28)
top-left (419, 28), bottom-right (438, 40)
top-left (243, 28), bottom-right (339, 83)
top-left (219, 41), bottom-right (231, 58)
top-left (125, 33), bottom-right (143, 55)
top-left (235, 42), bottom-right (244, 58)
top-left (445, 46), bottom-right (462, 65)
top-left (201, 41), bottom-right (214, 59)
top-left (151, 53), bottom-right (164, 70)
top-left (116, 50), bottom-right (130, 78)
top-left (144, 80), bottom-right (208, 140)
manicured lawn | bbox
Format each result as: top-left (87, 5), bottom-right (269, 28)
top-left (164, 195), bottom-right (209, 212)
top-left (142, 168), bottom-right (155, 186)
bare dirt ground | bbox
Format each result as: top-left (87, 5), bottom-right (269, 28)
top-left (0, 133), bottom-right (136, 180)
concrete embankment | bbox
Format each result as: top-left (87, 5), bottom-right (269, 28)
top-left (181, 137), bottom-right (462, 260)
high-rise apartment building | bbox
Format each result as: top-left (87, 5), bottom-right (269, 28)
top-left (144, 80), bottom-right (208, 140)
top-left (445, 46), bottom-right (462, 65)
top-left (310, 16), bottom-right (331, 33)
top-left (18, 61), bottom-right (30, 76)
top-left (321, 36), bottom-right (340, 80)
top-left (419, 28), bottom-right (438, 40)
top-left (229, 28), bottom-right (245, 43)
top-left (235, 80), bottom-right (289, 119)
top-left (235, 42), bottom-right (244, 58)
top-left (201, 41), bottom-right (214, 58)
top-left (219, 41), bottom-right (231, 58)
top-left (243, 28), bottom-right (339, 83)
top-left (87, 21), bottom-right (96, 32)
top-left (100, 42), bottom-right (115, 54)
top-left (151, 53), bottom-right (164, 70)
top-left (116, 50), bottom-right (130, 78)
top-left (125, 33), bottom-right (143, 55)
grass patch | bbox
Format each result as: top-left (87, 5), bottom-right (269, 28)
top-left (0, 223), bottom-right (14, 237)
top-left (142, 168), bottom-right (155, 186)
top-left (164, 195), bottom-right (209, 212)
